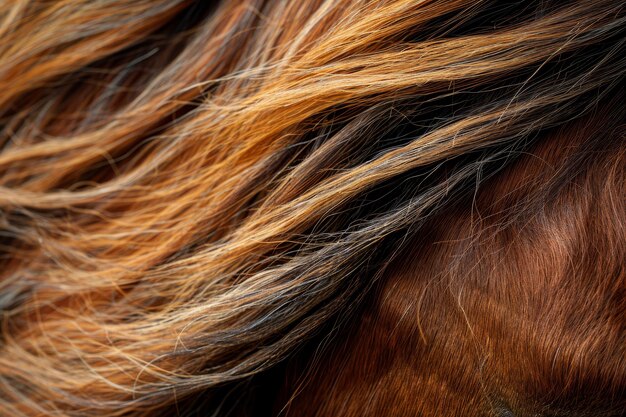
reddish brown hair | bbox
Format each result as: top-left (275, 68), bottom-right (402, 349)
top-left (0, 1), bottom-right (623, 416)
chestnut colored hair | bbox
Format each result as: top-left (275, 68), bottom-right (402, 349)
top-left (0, 1), bottom-right (623, 416)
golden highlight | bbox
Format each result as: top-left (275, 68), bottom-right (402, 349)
top-left (0, 1), bottom-right (624, 416)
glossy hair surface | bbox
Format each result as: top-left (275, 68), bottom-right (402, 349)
top-left (0, 1), bottom-right (624, 416)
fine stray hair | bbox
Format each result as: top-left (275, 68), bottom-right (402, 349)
top-left (0, 1), bottom-right (624, 416)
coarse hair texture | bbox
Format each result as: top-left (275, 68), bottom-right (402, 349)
top-left (0, 1), bottom-right (624, 416)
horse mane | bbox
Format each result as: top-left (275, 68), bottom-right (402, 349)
top-left (0, 1), bottom-right (623, 416)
